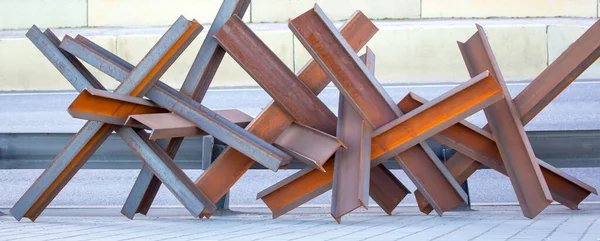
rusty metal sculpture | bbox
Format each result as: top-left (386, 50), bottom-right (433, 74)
top-left (11, 1), bottom-right (597, 224)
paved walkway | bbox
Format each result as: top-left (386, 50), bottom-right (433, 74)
top-left (1, 204), bottom-right (599, 240)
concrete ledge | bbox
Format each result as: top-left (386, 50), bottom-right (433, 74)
top-left (0, 18), bottom-right (598, 90)
top-left (0, 36), bottom-right (116, 91)
top-left (116, 30), bottom-right (293, 88)
top-left (87, 0), bottom-right (250, 27)
top-left (2, 0), bottom-right (598, 29)
top-left (296, 19), bottom-right (549, 84)
top-left (548, 24), bottom-right (600, 78)
top-left (422, 0), bottom-right (597, 18)
top-left (0, 0), bottom-right (87, 30)
top-left (251, 0), bottom-right (421, 23)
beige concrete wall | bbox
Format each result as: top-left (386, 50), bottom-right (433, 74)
top-left (548, 24), bottom-right (600, 78)
top-left (0, 27), bottom-right (293, 91)
top-left (116, 30), bottom-right (294, 88)
top-left (422, 0), bottom-right (597, 18)
top-left (251, 0), bottom-right (420, 23)
top-left (1, 0), bottom-right (598, 29)
top-left (87, 0), bottom-right (250, 27)
top-left (3, 21), bottom-right (588, 91)
top-left (0, 0), bottom-right (87, 30)
top-left (294, 24), bottom-right (547, 84)
top-left (0, 36), bottom-right (116, 91)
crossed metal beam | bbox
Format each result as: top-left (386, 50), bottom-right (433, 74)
top-left (413, 22), bottom-right (600, 218)
top-left (11, 17), bottom-right (224, 221)
top-left (12, 13), bottom-right (295, 221)
top-left (11, 1), bottom-right (598, 223)
top-left (258, 5), bottom-right (506, 222)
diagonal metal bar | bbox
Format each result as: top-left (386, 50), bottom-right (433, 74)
top-left (11, 17), bottom-right (205, 221)
top-left (288, 4), bottom-right (467, 216)
top-left (214, 14), bottom-right (344, 171)
top-left (59, 35), bottom-right (290, 171)
top-left (410, 20), bottom-right (600, 214)
top-left (182, 0), bottom-right (251, 101)
top-left (370, 71), bottom-right (503, 164)
top-left (27, 26), bottom-right (104, 92)
top-left (401, 93), bottom-right (597, 214)
top-left (195, 12), bottom-right (411, 219)
top-left (108, 0), bottom-right (251, 217)
top-left (214, 15), bottom-right (338, 135)
top-left (62, 33), bottom-right (298, 218)
top-left (118, 128), bottom-right (218, 217)
top-left (456, 24), bottom-right (552, 218)
top-left (331, 49), bottom-right (375, 222)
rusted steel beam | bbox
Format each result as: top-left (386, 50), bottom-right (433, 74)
top-left (182, 0), bottom-right (251, 101)
top-left (273, 123), bottom-right (344, 172)
top-left (26, 26), bottom-right (103, 92)
top-left (118, 128), bottom-right (218, 217)
top-left (60, 31), bottom-right (297, 219)
top-left (196, 12), bottom-right (411, 219)
top-left (68, 89), bottom-right (168, 126)
top-left (11, 17), bottom-right (205, 221)
top-left (371, 71), bottom-right (503, 164)
top-left (214, 15), bottom-right (338, 134)
top-left (514, 20), bottom-right (600, 125)
top-left (404, 93), bottom-right (597, 214)
top-left (289, 4), bottom-right (466, 216)
top-left (121, 0), bottom-right (251, 218)
top-left (457, 25), bottom-right (552, 218)
top-left (125, 111), bottom-right (252, 140)
top-left (331, 50), bottom-right (374, 222)
top-left (409, 20), bottom-right (600, 217)
top-left (369, 164), bottom-right (411, 215)
top-left (258, 161), bottom-right (334, 218)
top-left (59, 34), bottom-right (291, 171)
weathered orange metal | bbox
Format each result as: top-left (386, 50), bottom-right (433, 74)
top-left (214, 15), bottom-right (338, 135)
top-left (273, 123), bottom-right (344, 172)
top-left (125, 111), bottom-right (252, 140)
top-left (11, 17), bottom-right (205, 221)
top-left (405, 93), bottom-right (598, 214)
top-left (68, 89), bottom-right (169, 126)
top-left (14, 1), bottom-right (599, 224)
top-left (288, 5), bottom-right (467, 216)
top-left (194, 12), bottom-right (411, 219)
top-left (410, 20), bottom-right (600, 215)
top-left (457, 25), bottom-right (552, 218)
top-left (331, 50), bottom-right (375, 222)
top-left (370, 71), bottom-right (503, 164)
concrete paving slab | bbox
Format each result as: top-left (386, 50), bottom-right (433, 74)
top-left (1, 205), bottom-right (599, 241)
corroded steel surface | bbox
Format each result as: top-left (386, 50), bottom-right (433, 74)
top-left (11, 2), bottom-right (597, 224)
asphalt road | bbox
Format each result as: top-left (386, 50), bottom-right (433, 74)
top-left (1, 81), bottom-right (599, 209)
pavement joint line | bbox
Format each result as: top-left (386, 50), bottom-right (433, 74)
top-left (541, 215), bottom-right (573, 241)
top-left (362, 215), bottom-right (437, 241)
top-left (395, 216), bottom-right (462, 241)
top-left (161, 215), bottom-right (274, 240)
top-left (42, 219), bottom-right (149, 241)
top-left (430, 214), bottom-right (495, 240)
top-left (113, 217), bottom-right (244, 241)
top-left (468, 214), bottom-right (520, 240)
top-left (86, 218), bottom-right (187, 241)
top-left (216, 218), bottom-right (318, 240)
top-left (578, 215), bottom-right (600, 240)
top-left (505, 217), bottom-right (542, 240)
top-left (288, 215), bottom-right (383, 240)
top-left (5, 221), bottom-right (119, 240)
top-left (248, 216), bottom-right (331, 241)
top-left (208, 218), bottom-right (310, 240)
top-left (323, 214), bottom-right (413, 240)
